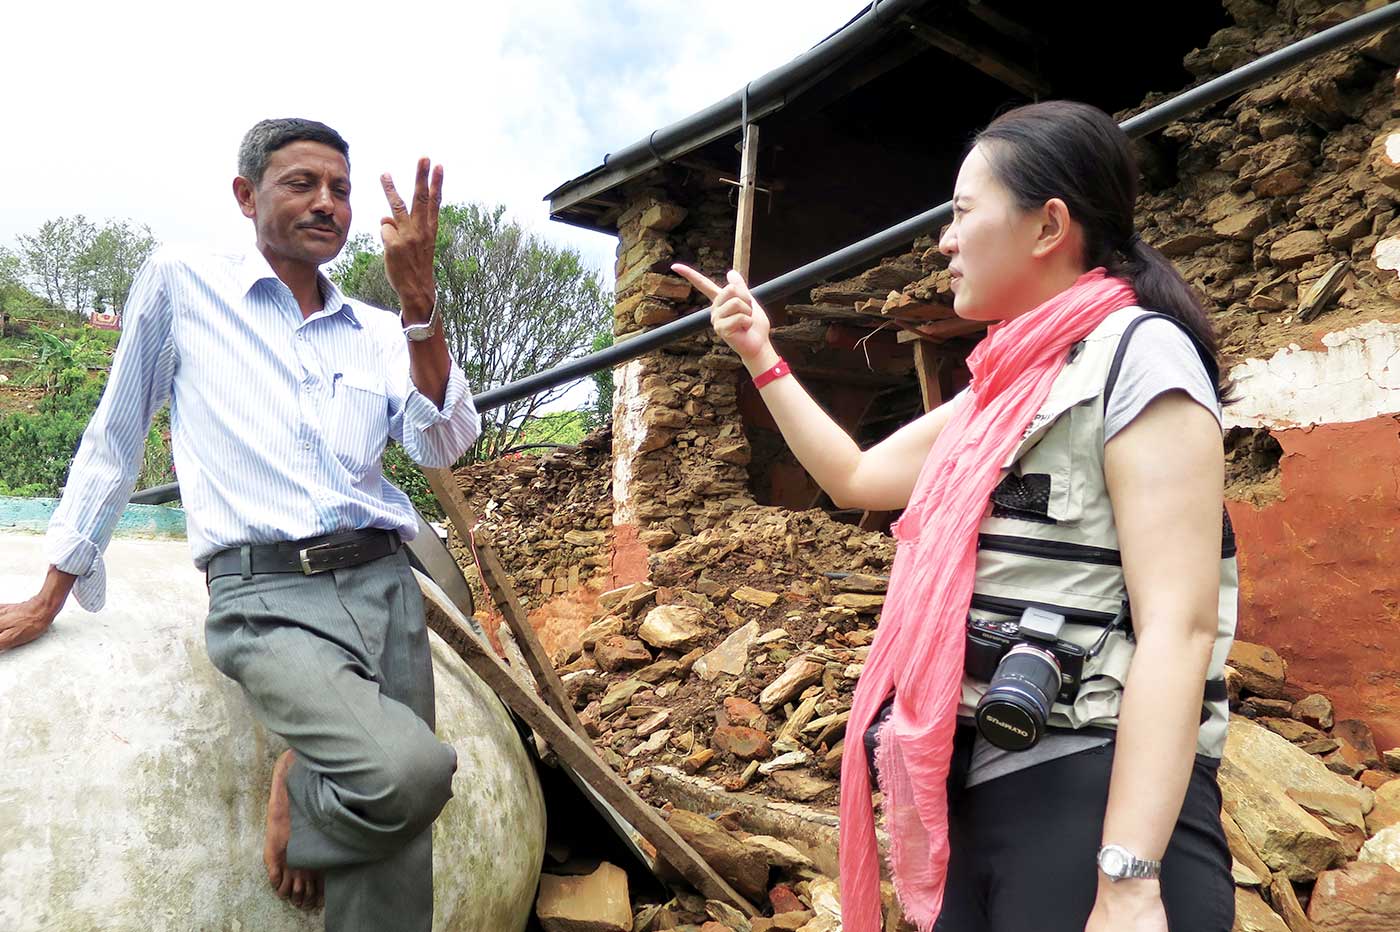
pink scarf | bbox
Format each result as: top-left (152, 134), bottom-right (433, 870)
top-left (838, 270), bottom-right (1138, 931)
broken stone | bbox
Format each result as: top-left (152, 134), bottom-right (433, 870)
top-left (666, 809), bottom-right (769, 903)
top-left (1265, 871), bottom-right (1311, 932)
top-left (636, 709), bottom-right (671, 737)
top-left (1323, 749), bottom-right (1365, 779)
top-left (682, 748), bottom-right (716, 774)
top-left (1307, 862), bottom-right (1400, 931)
top-left (1261, 717), bottom-right (1340, 755)
top-left (594, 636), bottom-right (652, 673)
top-left (743, 836), bottom-right (818, 875)
top-left (1384, 748), bottom-right (1400, 772)
top-left (1217, 756), bottom-right (1346, 882)
top-left (704, 900), bottom-right (752, 932)
top-left (712, 725), bottom-right (773, 761)
top-left (563, 529), bottom-right (607, 547)
top-left (1242, 698), bottom-right (1296, 718)
top-left (832, 573), bottom-right (888, 594)
top-left (1334, 719), bottom-right (1384, 771)
top-left (1223, 809), bottom-right (1273, 888)
top-left (754, 628), bottom-right (789, 646)
top-left (535, 861), bottom-right (632, 932)
top-left (694, 621), bottom-right (759, 681)
top-left (759, 660), bottom-right (826, 713)
top-left (758, 750), bottom-right (810, 775)
top-left (598, 679), bottom-right (646, 717)
top-left (638, 605), bottom-right (707, 651)
top-left (1269, 230), bottom-right (1327, 269)
top-left (721, 696), bottom-right (768, 731)
top-left (1225, 720), bottom-right (1373, 815)
top-left (1228, 642), bottom-right (1290, 699)
top-left (1214, 203), bottom-right (1271, 240)
top-left (768, 771), bottom-right (834, 802)
top-left (635, 659), bottom-right (679, 684)
top-left (1293, 694), bottom-right (1335, 731)
top-left (1287, 788), bottom-right (1368, 857)
top-left (1233, 887), bottom-right (1291, 932)
top-left (732, 586), bottom-right (780, 608)
top-left (1361, 824), bottom-right (1400, 872)
top-left (1362, 770), bottom-right (1398, 791)
top-left (832, 593), bottom-right (884, 613)
top-left (597, 582), bottom-right (652, 614)
top-left (581, 616), bottom-right (625, 651)
top-left (1368, 781), bottom-right (1400, 835)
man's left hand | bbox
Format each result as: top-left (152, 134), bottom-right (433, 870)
top-left (1085, 879), bottom-right (1168, 932)
top-left (380, 158), bottom-right (443, 319)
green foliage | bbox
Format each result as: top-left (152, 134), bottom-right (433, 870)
top-left (336, 202), bottom-right (612, 462)
top-left (13, 216), bottom-right (156, 318)
top-left (382, 443), bottom-right (442, 521)
top-left (0, 373), bottom-right (101, 497)
top-left (515, 410), bottom-right (588, 449)
top-left (586, 330), bottom-right (614, 431)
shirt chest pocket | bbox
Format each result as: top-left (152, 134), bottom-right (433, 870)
top-left (993, 393), bottom-right (1100, 526)
top-left (327, 368), bottom-right (391, 477)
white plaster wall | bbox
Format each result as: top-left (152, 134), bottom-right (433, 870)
top-left (1225, 320), bottom-right (1400, 429)
top-left (612, 357), bottom-right (647, 527)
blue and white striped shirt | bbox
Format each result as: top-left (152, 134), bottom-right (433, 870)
top-left (45, 245), bottom-right (480, 612)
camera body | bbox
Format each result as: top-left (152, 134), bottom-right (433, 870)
top-left (966, 607), bottom-right (1090, 751)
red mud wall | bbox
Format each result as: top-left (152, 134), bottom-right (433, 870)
top-left (1229, 414), bottom-right (1400, 748)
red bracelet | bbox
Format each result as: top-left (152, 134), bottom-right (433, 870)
top-left (752, 358), bottom-right (791, 389)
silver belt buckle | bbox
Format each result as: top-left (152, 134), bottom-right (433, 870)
top-left (298, 543), bottom-right (331, 575)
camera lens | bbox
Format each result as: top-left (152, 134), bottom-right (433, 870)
top-left (975, 644), bottom-right (1062, 751)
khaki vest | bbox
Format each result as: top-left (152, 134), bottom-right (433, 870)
top-left (958, 307), bottom-right (1238, 758)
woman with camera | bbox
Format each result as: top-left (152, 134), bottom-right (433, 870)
top-left (672, 101), bottom-right (1236, 932)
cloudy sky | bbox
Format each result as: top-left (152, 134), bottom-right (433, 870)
top-left (0, 0), bottom-right (866, 284)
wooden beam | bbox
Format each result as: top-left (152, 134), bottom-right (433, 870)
top-left (902, 14), bottom-right (1049, 99)
top-left (427, 597), bottom-right (760, 918)
top-left (422, 466), bottom-right (590, 742)
top-left (914, 341), bottom-right (945, 413)
top-left (732, 121), bottom-right (761, 279)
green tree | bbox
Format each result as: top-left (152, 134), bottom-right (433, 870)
top-left (83, 221), bottom-right (158, 319)
top-left (17, 216), bottom-right (98, 315)
top-left (13, 216), bottom-right (158, 318)
top-left (334, 204), bottom-right (612, 461)
top-left (585, 330), bottom-right (614, 431)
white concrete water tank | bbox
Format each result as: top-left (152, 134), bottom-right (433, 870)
top-left (0, 501), bottom-right (546, 931)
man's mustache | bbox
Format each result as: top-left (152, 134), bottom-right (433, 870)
top-left (298, 219), bottom-right (344, 234)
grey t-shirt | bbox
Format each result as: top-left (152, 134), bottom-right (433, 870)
top-left (966, 317), bottom-right (1222, 787)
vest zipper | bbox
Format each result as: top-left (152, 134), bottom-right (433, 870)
top-left (978, 534), bottom-right (1122, 566)
top-left (969, 593), bottom-right (1121, 627)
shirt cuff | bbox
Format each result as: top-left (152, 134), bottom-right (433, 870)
top-left (402, 364), bottom-right (471, 433)
top-left (45, 525), bottom-right (107, 612)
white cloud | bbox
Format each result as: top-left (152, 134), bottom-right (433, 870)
top-left (0, 0), bottom-right (865, 282)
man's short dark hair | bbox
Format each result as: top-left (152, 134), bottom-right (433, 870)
top-left (238, 118), bottom-right (350, 184)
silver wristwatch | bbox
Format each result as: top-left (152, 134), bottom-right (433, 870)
top-left (1097, 844), bottom-right (1161, 881)
top-left (401, 302), bottom-right (439, 342)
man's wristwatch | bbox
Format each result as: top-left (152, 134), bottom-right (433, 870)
top-left (401, 302), bottom-right (439, 342)
top-left (1097, 844), bottom-right (1161, 881)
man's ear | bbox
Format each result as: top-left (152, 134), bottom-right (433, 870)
top-left (232, 176), bottom-right (257, 220)
top-left (1031, 197), bottom-right (1074, 259)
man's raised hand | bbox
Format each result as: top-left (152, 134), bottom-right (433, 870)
top-left (380, 158), bottom-right (443, 318)
top-left (672, 264), bottom-right (775, 367)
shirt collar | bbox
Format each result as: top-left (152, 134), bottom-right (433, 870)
top-left (238, 246), bottom-right (361, 329)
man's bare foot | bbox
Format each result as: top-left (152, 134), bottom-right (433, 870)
top-left (265, 749), bottom-right (323, 910)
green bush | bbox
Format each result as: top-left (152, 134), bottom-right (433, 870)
top-left (383, 443), bottom-right (443, 521)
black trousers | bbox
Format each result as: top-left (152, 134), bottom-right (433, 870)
top-left (933, 731), bottom-right (1234, 932)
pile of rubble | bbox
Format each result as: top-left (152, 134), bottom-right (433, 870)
top-left (446, 428), bottom-right (614, 612)
top-left (554, 505), bottom-right (894, 809)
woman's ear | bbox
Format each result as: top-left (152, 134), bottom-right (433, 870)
top-left (1031, 197), bottom-right (1075, 259)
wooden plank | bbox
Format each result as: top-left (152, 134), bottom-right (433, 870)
top-left (733, 122), bottom-right (760, 279)
top-left (902, 14), bottom-right (1049, 99)
top-left (421, 466), bottom-right (589, 742)
top-left (913, 341), bottom-right (945, 413)
top-left (433, 606), bottom-right (760, 918)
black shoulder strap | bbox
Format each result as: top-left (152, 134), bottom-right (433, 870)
top-left (1103, 312), bottom-right (1219, 413)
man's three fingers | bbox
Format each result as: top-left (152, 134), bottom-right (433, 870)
top-left (382, 158), bottom-right (445, 222)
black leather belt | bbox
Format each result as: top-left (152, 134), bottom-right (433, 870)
top-left (205, 529), bottom-right (401, 582)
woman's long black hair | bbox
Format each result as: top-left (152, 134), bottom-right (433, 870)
top-left (975, 100), bottom-right (1230, 401)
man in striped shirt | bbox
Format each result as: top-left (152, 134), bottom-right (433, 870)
top-left (0, 119), bottom-right (481, 930)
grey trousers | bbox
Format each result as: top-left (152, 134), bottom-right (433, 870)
top-left (204, 548), bottom-right (457, 932)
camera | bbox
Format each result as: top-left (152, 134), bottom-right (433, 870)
top-left (965, 607), bottom-right (1089, 752)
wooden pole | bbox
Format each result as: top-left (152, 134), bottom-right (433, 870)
top-left (732, 121), bottom-right (760, 279)
top-left (913, 340), bottom-right (945, 412)
top-left (421, 466), bottom-right (590, 742)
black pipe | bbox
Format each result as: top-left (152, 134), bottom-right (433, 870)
top-left (477, 2), bottom-right (1400, 413)
top-left (128, 5), bottom-right (1400, 509)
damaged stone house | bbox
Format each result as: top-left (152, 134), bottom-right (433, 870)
top-left (445, 1), bottom-right (1400, 927)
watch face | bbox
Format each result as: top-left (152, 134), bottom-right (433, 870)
top-left (1100, 847), bottom-right (1128, 876)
